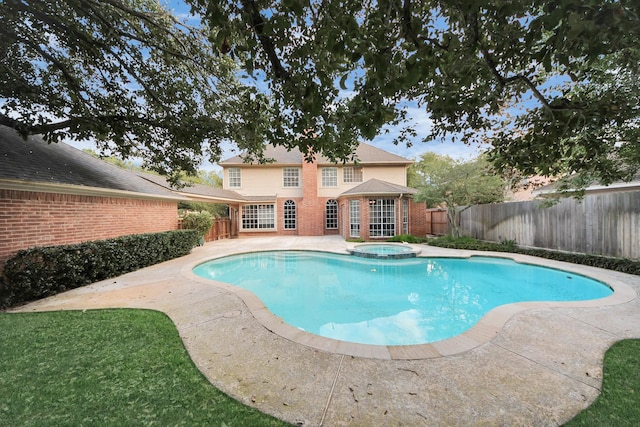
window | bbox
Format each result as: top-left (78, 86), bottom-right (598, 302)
top-left (349, 200), bottom-right (360, 237)
top-left (369, 199), bottom-right (395, 237)
top-left (402, 199), bottom-right (409, 235)
top-left (325, 199), bottom-right (338, 229)
top-left (343, 167), bottom-right (363, 183)
top-left (283, 200), bottom-right (296, 230)
top-left (241, 204), bottom-right (275, 230)
top-left (282, 168), bottom-right (300, 187)
top-left (228, 168), bottom-right (241, 188)
top-left (321, 167), bottom-right (337, 187)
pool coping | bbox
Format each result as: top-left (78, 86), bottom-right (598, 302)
top-left (182, 247), bottom-right (637, 360)
top-left (348, 242), bottom-right (421, 259)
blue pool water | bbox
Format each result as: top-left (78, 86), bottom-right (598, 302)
top-left (193, 251), bottom-right (612, 346)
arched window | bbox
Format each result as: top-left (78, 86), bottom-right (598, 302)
top-left (325, 199), bottom-right (338, 229)
top-left (283, 200), bottom-right (296, 230)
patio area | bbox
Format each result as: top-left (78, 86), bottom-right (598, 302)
top-left (9, 236), bottom-right (640, 426)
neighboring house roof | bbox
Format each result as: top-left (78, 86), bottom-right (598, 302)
top-left (0, 125), bottom-right (183, 200)
top-left (340, 178), bottom-right (417, 197)
top-left (532, 170), bottom-right (640, 196)
top-left (219, 142), bottom-right (412, 166)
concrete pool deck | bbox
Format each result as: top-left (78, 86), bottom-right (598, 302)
top-left (9, 236), bottom-right (640, 426)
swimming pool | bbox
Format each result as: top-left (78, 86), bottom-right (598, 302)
top-left (192, 251), bottom-right (612, 346)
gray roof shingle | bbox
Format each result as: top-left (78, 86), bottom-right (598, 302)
top-left (219, 142), bottom-right (412, 166)
top-left (340, 178), bottom-right (417, 196)
top-left (0, 125), bottom-right (178, 198)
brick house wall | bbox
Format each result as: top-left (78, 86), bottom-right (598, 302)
top-left (0, 189), bottom-right (178, 266)
top-left (409, 199), bottom-right (429, 237)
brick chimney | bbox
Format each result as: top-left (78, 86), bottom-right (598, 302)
top-left (298, 154), bottom-right (323, 236)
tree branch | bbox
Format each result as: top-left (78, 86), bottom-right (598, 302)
top-left (465, 10), bottom-right (558, 111)
top-left (240, 0), bottom-right (290, 81)
top-left (0, 113), bottom-right (175, 138)
top-left (402, 0), bottom-right (447, 50)
top-left (76, 0), bottom-right (198, 62)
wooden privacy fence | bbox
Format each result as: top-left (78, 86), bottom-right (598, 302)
top-left (179, 218), bottom-right (232, 242)
top-left (205, 218), bottom-right (232, 241)
top-left (426, 208), bottom-right (449, 236)
top-left (458, 191), bottom-right (640, 259)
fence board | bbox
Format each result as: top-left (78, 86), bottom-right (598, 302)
top-left (459, 191), bottom-right (640, 259)
top-left (426, 209), bottom-right (449, 236)
top-left (178, 218), bottom-right (232, 242)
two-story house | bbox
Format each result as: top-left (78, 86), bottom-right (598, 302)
top-left (219, 143), bottom-right (428, 240)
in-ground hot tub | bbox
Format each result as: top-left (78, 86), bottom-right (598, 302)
top-left (349, 243), bottom-right (421, 259)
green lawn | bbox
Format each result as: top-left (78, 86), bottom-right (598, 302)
top-left (1, 309), bottom-right (638, 426)
top-left (563, 339), bottom-right (640, 426)
top-left (0, 309), bottom-right (291, 426)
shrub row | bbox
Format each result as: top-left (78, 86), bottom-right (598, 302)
top-left (0, 230), bottom-right (199, 308)
top-left (426, 236), bottom-right (640, 276)
top-left (386, 234), bottom-right (430, 244)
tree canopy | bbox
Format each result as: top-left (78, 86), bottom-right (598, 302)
top-left (410, 152), bottom-right (506, 235)
top-left (0, 0), bottom-right (270, 184)
top-left (3, 0), bottom-right (638, 187)
top-left (194, 0), bottom-right (640, 186)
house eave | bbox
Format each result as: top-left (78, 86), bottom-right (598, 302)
top-left (339, 191), bottom-right (417, 198)
top-left (0, 178), bottom-right (187, 202)
top-left (178, 191), bottom-right (246, 204)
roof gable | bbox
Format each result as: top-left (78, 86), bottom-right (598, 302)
top-left (340, 178), bottom-right (417, 196)
top-left (219, 142), bottom-right (412, 166)
top-left (219, 144), bottom-right (303, 166)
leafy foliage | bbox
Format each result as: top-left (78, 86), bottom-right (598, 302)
top-left (410, 153), bottom-right (506, 236)
top-left (182, 211), bottom-right (214, 237)
top-left (0, 230), bottom-right (199, 308)
top-left (193, 0), bottom-right (640, 187)
top-left (0, 0), bottom-right (270, 184)
top-left (386, 234), bottom-right (429, 243)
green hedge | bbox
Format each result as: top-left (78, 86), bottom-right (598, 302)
top-left (427, 236), bottom-right (640, 275)
top-left (0, 230), bottom-right (199, 308)
top-left (386, 234), bottom-right (430, 244)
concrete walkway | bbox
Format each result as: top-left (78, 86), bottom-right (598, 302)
top-left (9, 236), bottom-right (640, 426)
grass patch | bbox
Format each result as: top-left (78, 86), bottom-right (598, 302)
top-left (564, 340), bottom-right (640, 426)
top-left (0, 309), bottom-right (290, 426)
top-left (1, 310), bottom-right (637, 425)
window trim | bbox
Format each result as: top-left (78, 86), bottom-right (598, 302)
top-left (343, 166), bottom-right (363, 183)
top-left (240, 203), bottom-right (275, 231)
top-left (349, 199), bottom-right (360, 237)
top-left (228, 167), bottom-right (241, 188)
top-left (321, 167), bottom-right (338, 187)
top-left (325, 199), bottom-right (338, 229)
top-left (282, 167), bottom-right (300, 188)
top-left (402, 198), bottom-right (409, 235)
top-left (283, 200), bottom-right (296, 230)
top-left (369, 198), bottom-right (395, 238)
